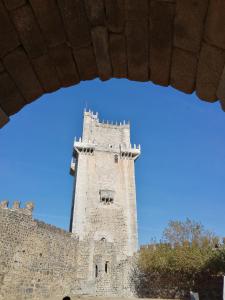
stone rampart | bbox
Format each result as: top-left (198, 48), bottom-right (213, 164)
top-left (0, 203), bottom-right (133, 300)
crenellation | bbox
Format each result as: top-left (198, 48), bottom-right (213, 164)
top-left (0, 200), bottom-right (9, 208)
top-left (12, 200), bottom-right (20, 209)
top-left (0, 200), bottom-right (34, 215)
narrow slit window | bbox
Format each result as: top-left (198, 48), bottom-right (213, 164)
top-left (95, 265), bottom-right (98, 278)
top-left (105, 261), bottom-right (109, 273)
top-left (114, 154), bottom-right (118, 163)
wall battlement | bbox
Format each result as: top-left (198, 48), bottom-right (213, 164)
top-left (84, 109), bottom-right (130, 128)
top-left (0, 200), bottom-right (34, 215)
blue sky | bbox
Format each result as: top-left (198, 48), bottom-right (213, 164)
top-left (0, 79), bottom-right (225, 245)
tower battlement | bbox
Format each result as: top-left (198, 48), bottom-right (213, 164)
top-left (82, 110), bottom-right (132, 147)
top-left (84, 109), bottom-right (130, 127)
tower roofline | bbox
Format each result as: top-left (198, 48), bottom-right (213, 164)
top-left (83, 110), bottom-right (130, 128)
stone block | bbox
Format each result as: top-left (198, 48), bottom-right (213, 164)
top-left (217, 65), bottom-right (225, 111)
top-left (2, 0), bottom-right (25, 10)
top-left (0, 107), bottom-right (9, 128)
top-left (171, 48), bottom-right (198, 94)
top-left (50, 43), bottom-right (80, 87)
top-left (11, 5), bottom-right (47, 58)
top-left (105, 0), bottom-right (125, 33)
top-left (0, 72), bottom-right (25, 115)
top-left (220, 100), bottom-right (225, 112)
top-left (126, 21), bottom-right (149, 81)
top-left (125, 0), bottom-right (149, 20)
top-left (73, 46), bottom-right (98, 80)
top-left (150, 0), bottom-right (175, 86)
top-left (58, 0), bottom-right (91, 49)
top-left (3, 47), bottom-right (43, 103)
top-left (32, 54), bottom-right (61, 93)
top-left (196, 43), bottom-right (225, 102)
top-left (109, 33), bottom-right (127, 78)
top-left (174, 0), bottom-right (208, 53)
top-left (85, 0), bottom-right (105, 26)
top-left (30, 0), bottom-right (66, 47)
top-left (205, 0), bottom-right (225, 50)
top-left (0, 1), bottom-right (20, 57)
top-left (91, 26), bottom-right (112, 81)
top-left (0, 62), bottom-right (4, 73)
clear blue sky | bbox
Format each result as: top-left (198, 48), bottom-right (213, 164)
top-left (0, 79), bottom-right (225, 245)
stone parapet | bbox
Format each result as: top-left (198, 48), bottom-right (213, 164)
top-left (0, 200), bottom-right (34, 215)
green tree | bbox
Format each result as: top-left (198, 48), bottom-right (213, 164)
top-left (162, 218), bottom-right (219, 247)
top-left (134, 219), bottom-right (224, 299)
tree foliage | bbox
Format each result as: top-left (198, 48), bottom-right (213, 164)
top-left (162, 218), bottom-right (219, 247)
top-left (135, 219), bottom-right (225, 299)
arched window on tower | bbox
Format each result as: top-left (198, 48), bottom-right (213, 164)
top-left (114, 154), bottom-right (118, 163)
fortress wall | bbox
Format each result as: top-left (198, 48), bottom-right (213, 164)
top-left (0, 206), bottom-right (79, 300)
top-left (0, 206), bottom-right (133, 300)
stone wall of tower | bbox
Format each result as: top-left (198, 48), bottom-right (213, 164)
top-left (70, 111), bottom-right (140, 259)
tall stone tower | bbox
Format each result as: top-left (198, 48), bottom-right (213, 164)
top-left (70, 110), bottom-right (140, 262)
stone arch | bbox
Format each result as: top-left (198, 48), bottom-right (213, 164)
top-left (0, 1), bottom-right (225, 128)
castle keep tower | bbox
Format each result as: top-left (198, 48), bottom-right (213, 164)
top-left (69, 111), bottom-right (140, 296)
top-left (70, 110), bottom-right (140, 258)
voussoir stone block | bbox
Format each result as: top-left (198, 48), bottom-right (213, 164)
top-left (85, 0), bottom-right (105, 26)
top-left (174, 0), bottom-right (209, 53)
top-left (32, 54), bottom-right (61, 93)
top-left (11, 5), bottom-right (47, 59)
top-left (150, 0), bottom-right (175, 86)
top-left (205, 0), bottom-right (225, 50)
top-left (91, 26), bottom-right (112, 81)
top-left (170, 48), bottom-right (198, 94)
top-left (220, 101), bottom-right (225, 112)
top-left (58, 0), bottom-right (92, 49)
top-left (109, 33), bottom-right (127, 78)
top-left (0, 62), bottom-right (4, 73)
top-left (217, 65), bottom-right (225, 111)
top-left (105, 0), bottom-right (125, 33)
top-left (73, 46), bottom-right (98, 80)
top-left (30, 0), bottom-right (66, 47)
top-left (125, 0), bottom-right (148, 20)
top-left (50, 43), bottom-right (80, 87)
top-left (3, 47), bottom-right (43, 103)
top-left (0, 106), bottom-right (9, 128)
top-left (126, 20), bottom-right (149, 81)
top-left (3, 0), bottom-right (26, 10)
top-left (196, 43), bottom-right (225, 102)
top-left (0, 72), bottom-right (25, 115)
top-left (0, 1), bottom-right (20, 57)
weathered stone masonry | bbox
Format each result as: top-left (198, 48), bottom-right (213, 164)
top-left (0, 202), bottom-right (133, 299)
top-left (0, 111), bottom-right (140, 299)
top-left (1, 0), bottom-right (225, 128)
top-left (0, 201), bottom-right (78, 300)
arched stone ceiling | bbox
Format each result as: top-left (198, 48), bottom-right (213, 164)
top-left (0, 0), bottom-right (225, 128)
